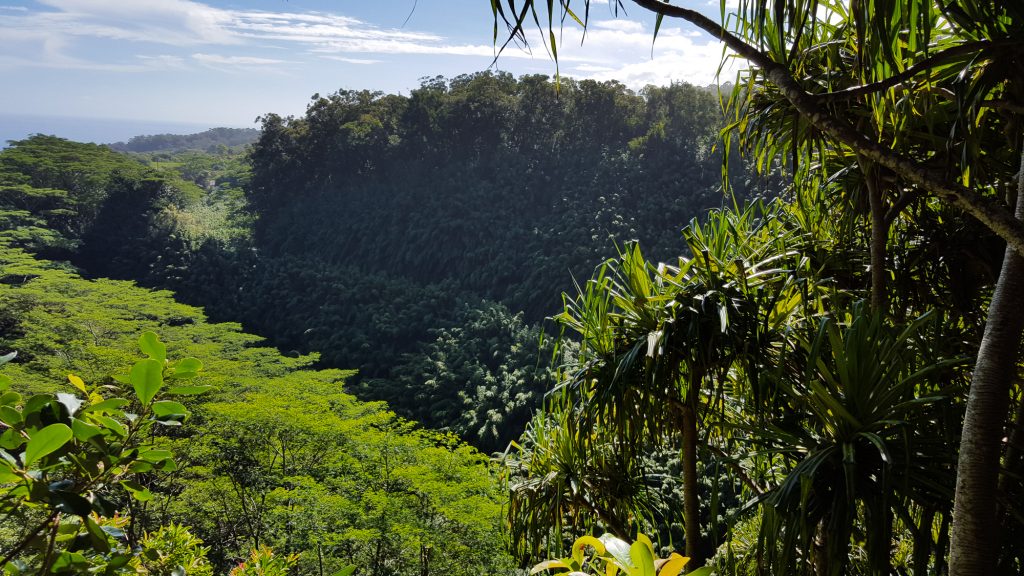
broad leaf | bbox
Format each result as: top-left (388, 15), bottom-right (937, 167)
top-left (24, 423), bottom-right (73, 467)
top-left (56, 393), bottom-right (83, 416)
top-left (130, 359), bottom-right (163, 405)
top-left (67, 374), bottom-right (87, 393)
top-left (120, 480), bottom-right (153, 501)
top-left (151, 400), bottom-right (187, 419)
top-left (71, 418), bottom-right (103, 441)
top-left (531, 560), bottom-right (571, 574)
top-left (138, 332), bottom-right (167, 363)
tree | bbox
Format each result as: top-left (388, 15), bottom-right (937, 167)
top-left (536, 203), bottom-right (806, 568)
top-left (490, 2), bottom-right (1023, 573)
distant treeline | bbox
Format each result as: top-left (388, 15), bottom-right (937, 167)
top-left (109, 127), bottom-right (259, 153)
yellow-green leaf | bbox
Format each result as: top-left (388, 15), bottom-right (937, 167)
top-left (138, 332), bottom-right (166, 363)
top-left (130, 359), bottom-right (163, 405)
top-left (573, 535), bottom-right (606, 565)
top-left (68, 374), bottom-right (87, 393)
top-left (656, 553), bottom-right (689, 576)
top-left (531, 560), bottom-right (571, 574)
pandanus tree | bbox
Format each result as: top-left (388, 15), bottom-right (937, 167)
top-left (490, 1), bottom-right (1024, 572)
top-left (742, 306), bottom-right (967, 576)
top-left (517, 202), bottom-right (808, 568)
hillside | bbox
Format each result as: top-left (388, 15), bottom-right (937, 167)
top-left (0, 244), bottom-right (509, 575)
top-left (108, 127), bottom-right (260, 153)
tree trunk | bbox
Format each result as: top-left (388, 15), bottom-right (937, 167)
top-left (860, 157), bottom-right (888, 312)
top-left (681, 403), bottom-right (704, 570)
top-left (948, 149), bottom-right (1024, 576)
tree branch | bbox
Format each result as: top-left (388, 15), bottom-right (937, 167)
top-left (807, 41), bottom-right (996, 102)
top-left (626, 0), bottom-right (1024, 258)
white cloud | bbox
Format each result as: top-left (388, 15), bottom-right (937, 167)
top-left (521, 17), bottom-right (734, 88)
top-left (320, 55), bottom-right (383, 65)
top-left (192, 53), bottom-right (287, 66)
top-left (0, 0), bottom-right (518, 67)
top-left (136, 54), bottom-right (187, 70)
top-left (0, 0), bottom-right (731, 89)
top-left (35, 0), bottom-right (239, 45)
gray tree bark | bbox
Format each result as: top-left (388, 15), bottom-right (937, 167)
top-left (948, 150), bottom-right (1024, 576)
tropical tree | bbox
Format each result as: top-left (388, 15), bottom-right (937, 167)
top-left (527, 202), bottom-right (807, 567)
top-left (489, 2), bottom-right (1023, 573)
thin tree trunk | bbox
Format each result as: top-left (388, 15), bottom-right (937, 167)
top-left (949, 149), bottom-right (1024, 576)
top-left (681, 403), bottom-right (704, 570)
top-left (812, 518), bottom-right (829, 576)
top-left (864, 161), bottom-right (888, 312)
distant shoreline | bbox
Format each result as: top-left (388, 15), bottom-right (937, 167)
top-left (0, 114), bottom-right (253, 148)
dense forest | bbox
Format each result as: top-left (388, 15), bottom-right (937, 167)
top-left (108, 128), bottom-right (259, 154)
top-left (4, 74), bottom-right (762, 454)
top-left (1, 0), bottom-right (1023, 574)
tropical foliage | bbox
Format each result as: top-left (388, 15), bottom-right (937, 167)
top-left (2, 0), bottom-right (1023, 568)
top-left (0, 246), bottom-right (512, 575)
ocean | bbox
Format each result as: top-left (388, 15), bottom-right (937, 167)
top-left (0, 114), bottom-right (251, 148)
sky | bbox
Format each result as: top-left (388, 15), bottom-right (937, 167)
top-left (0, 0), bottom-right (736, 130)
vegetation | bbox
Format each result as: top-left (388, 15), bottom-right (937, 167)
top-left (108, 128), bottom-right (259, 154)
top-left (0, 246), bottom-right (511, 575)
top-left (2, 0), bottom-right (1022, 569)
top-left (492, 0), bottom-right (1024, 574)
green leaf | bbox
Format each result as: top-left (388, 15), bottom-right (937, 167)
top-left (0, 429), bottom-right (24, 450)
top-left (0, 406), bottom-right (22, 427)
top-left (656, 553), bottom-right (689, 576)
top-left (50, 552), bottom-right (87, 571)
top-left (84, 398), bottom-right (129, 414)
top-left (332, 566), bottom-right (357, 576)
top-left (24, 423), bottom-right (73, 467)
top-left (0, 459), bottom-right (20, 483)
top-left (630, 537), bottom-right (655, 576)
top-left (128, 460), bottom-right (154, 473)
top-left (120, 480), bottom-right (153, 502)
top-left (95, 415), bottom-right (127, 438)
top-left (173, 357), bottom-right (202, 375)
top-left (130, 359), bottom-right (163, 405)
top-left (573, 535), bottom-right (606, 565)
top-left (84, 515), bottom-right (111, 551)
top-left (139, 449), bottom-right (173, 463)
top-left (151, 400), bottom-right (188, 419)
top-left (138, 332), bottom-right (167, 363)
top-left (600, 534), bottom-right (633, 571)
top-left (0, 374), bottom-right (11, 393)
top-left (53, 490), bottom-right (92, 518)
top-left (71, 418), bottom-right (103, 441)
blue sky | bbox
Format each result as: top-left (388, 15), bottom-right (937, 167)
top-left (0, 0), bottom-right (734, 127)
